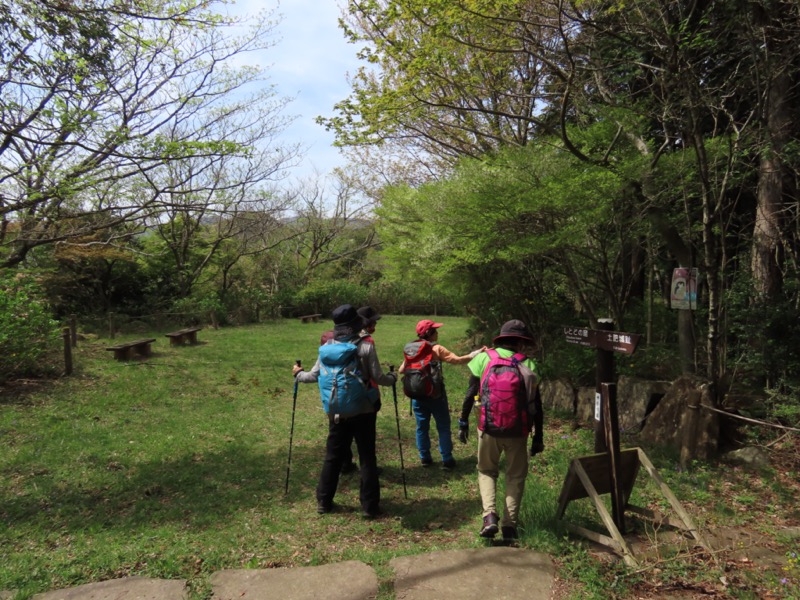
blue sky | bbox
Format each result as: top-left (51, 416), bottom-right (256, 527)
top-left (230, 0), bottom-right (363, 183)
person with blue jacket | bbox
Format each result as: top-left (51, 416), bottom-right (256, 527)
top-left (293, 304), bottom-right (396, 518)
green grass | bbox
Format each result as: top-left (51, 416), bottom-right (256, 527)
top-left (1, 316), bottom-right (799, 599)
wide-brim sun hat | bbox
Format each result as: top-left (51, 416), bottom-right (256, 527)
top-left (357, 306), bottom-right (381, 325)
top-left (331, 304), bottom-right (365, 332)
top-left (493, 319), bottom-right (534, 345)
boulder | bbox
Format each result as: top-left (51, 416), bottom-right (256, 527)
top-left (576, 387), bottom-right (596, 423)
top-left (723, 446), bottom-right (770, 470)
top-left (540, 378), bottom-right (575, 415)
top-left (639, 375), bottom-right (719, 459)
top-left (617, 375), bottom-right (672, 432)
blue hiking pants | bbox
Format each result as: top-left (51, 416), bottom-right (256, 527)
top-left (412, 394), bottom-right (453, 463)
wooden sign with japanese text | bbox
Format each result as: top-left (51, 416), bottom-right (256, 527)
top-left (563, 327), bottom-right (641, 355)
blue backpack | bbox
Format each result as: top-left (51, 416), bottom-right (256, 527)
top-left (318, 338), bottom-right (372, 417)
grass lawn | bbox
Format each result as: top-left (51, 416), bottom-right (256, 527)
top-left (1, 316), bottom-right (799, 599)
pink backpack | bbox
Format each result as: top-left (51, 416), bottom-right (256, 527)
top-left (478, 348), bottom-right (538, 437)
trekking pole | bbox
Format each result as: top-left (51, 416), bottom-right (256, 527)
top-left (390, 365), bottom-right (408, 499)
top-left (285, 359), bottom-right (301, 495)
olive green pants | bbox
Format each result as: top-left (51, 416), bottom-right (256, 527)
top-left (476, 431), bottom-right (529, 528)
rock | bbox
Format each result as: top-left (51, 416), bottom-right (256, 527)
top-left (639, 375), bottom-right (719, 459)
top-left (32, 577), bottom-right (187, 600)
top-left (211, 562), bottom-right (378, 600)
top-left (540, 379), bottom-right (575, 414)
top-left (576, 387), bottom-right (596, 423)
top-left (723, 446), bottom-right (770, 469)
top-left (617, 375), bottom-right (671, 432)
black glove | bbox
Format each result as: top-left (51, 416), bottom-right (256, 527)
top-left (530, 438), bottom-right (544, 456)
top-left (458, 419), bottom-right (469, 444)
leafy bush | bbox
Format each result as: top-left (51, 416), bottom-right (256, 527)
top-left (364, 278), bottom-right (459, 315)
top-left (291, 281), bottom-right (369, 316)
top-left (0, 272), bottom-right (60, 383)
top-left (171, 295), bottom-right (225, 327)
top-left (726, 272), bottom-right (800, 385)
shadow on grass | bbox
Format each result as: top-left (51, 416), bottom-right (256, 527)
top-left (1, 443), bottom-right (325, 534)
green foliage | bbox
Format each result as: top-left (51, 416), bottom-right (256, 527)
top-left (292, 280), bottom-right (369, 316)
top-left (362, 278), bottom-right (459, 316)
top-left (170, 295), bottom-right (225, 327)
top-left (726, 270), bottom-right (800, 394)
top-left (0, 272), bottom-right (60, 383)
top-left (376, 137), bottom-right (650, 357)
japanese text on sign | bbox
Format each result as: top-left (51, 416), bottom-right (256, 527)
top-left (563, 326), bottom-right (641, 355)
top-left (563, 327), bottom-right (595, 347)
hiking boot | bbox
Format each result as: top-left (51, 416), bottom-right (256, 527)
top-left (442, 458), bottom-right (457, 470)
top-left (316, 501), bottom-right (334, 515)
top-left (362, 506), bottom-right (382, 519)
top-left (501, 526), bottom-right (518, 542)
top-left (479, 513), bottom-right (499, 538)
top-left (340, 462), bottom-right (358, 475)
top-left (421, 457), bottom-right (433, 467)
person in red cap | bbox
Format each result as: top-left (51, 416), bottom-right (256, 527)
top-left (458, 319), bottom-right (542, 543)
top-left (399, 319), bottom-right (484, 469)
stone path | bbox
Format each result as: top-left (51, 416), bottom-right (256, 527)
top-left (25, 547), bottom-right (554, 600)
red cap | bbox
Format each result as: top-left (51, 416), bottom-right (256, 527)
top-left (416, 319), bottom-right (444, 337)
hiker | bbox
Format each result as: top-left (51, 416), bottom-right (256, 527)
top-left (399, 319), bottom-right (484, 470)
top-left (320, 306), bottom-right (383, 475)
top-left (458, 319), bottom-right (543, 542)
top-left (293, 304), bottom-right (397, 518)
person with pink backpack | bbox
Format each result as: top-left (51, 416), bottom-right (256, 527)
top-left (458, 319), bottom-right (543, 542)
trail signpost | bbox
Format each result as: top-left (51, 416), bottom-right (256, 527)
top-left (563, 321), bottom-right (641, 453)
top-left (563, 325), bottom-right (641, 354)
top-left (558, 322), bottom-right (712, 566)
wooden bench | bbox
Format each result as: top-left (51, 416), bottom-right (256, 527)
top-left (299, 313), bottom-right (322, 323)
top-left (105, 338), bottom-right (156, 361)
top-left (165, 326), bottom-right (202, 346)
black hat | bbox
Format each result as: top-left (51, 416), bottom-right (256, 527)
top-left (357, 306), bottom-right (381, 326)
top-left (331, 304), bottom-right (364, 330)
top-left (493, 319), bottom-right (534, 345)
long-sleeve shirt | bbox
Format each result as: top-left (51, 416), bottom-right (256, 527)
top-left (296, 337), bottom-right (395, 388)
top-left (460, 349), bottom-right (543, 442)
top-left (398, 343), bottom-right (473, 373)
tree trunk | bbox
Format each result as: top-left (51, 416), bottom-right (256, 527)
top-left (751, 64), bottom-right (791, 298)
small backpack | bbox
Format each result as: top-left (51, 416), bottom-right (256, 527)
top-left (318, 339), bottom-right (372, 416)
top-left (402, 340), bottom-right (442, 401)
top-left (478, 348), bottom-right (538, 437)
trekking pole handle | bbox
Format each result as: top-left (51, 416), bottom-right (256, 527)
top-left (296, 359), bottom-right (302, 367)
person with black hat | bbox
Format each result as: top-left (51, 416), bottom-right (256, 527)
top-left (458, 319), bottom-right (543, 542)
top-left (316, 306), bottom-right (383, 476)
top-left (346, 306), bottom-right (385, 474)
top-left (292, 304), bottom-right (397, 518)
top-left (399, 319), bottom-right (484, 470)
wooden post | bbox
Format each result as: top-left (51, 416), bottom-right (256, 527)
top-left (602, 382), bottom-right (625, 533)
top-left (108, 312), bottom-right (115, 339)
top-left (62, 327), bottom-right (73, 375)
top-left (594, 319), bottom-right (615, 452)
top-left (679, 389), bottom-right (701, 470)
top-left (69, 314), bottom-right (77, 347)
